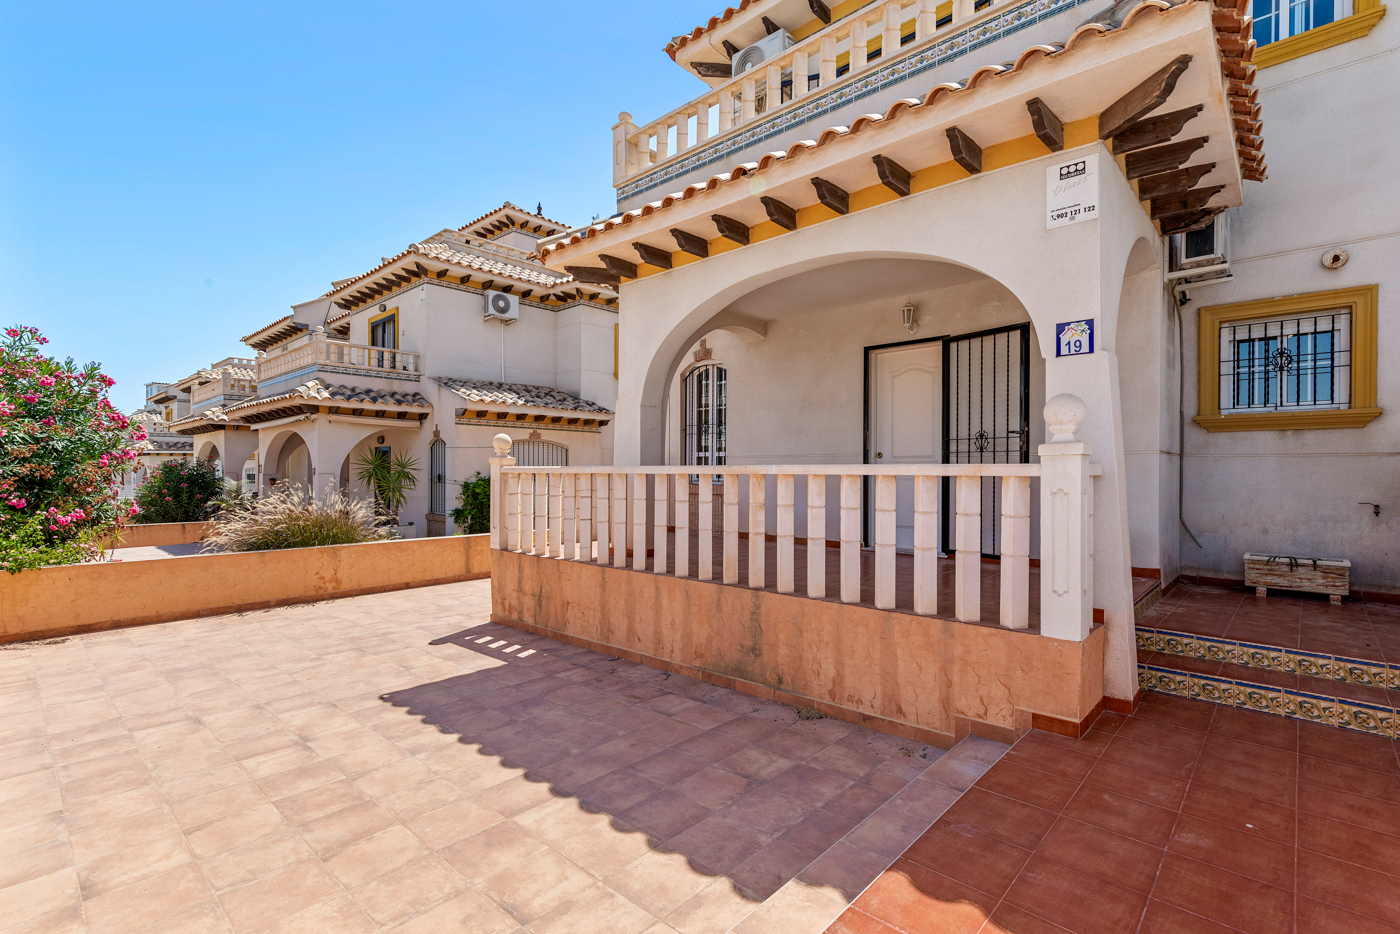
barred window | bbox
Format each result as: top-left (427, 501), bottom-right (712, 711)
top-left (1219, 310), bottom-right (1351, 413)
top-left (684, 364), bottom-right (726, 467)
top-left (512, 439), bottom-right (568, 467)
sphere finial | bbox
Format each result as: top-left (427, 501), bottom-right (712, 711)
top-left (1044, 394), bottom-right (1086, 443)
top-left (492, 433), bottom-right (513, 456)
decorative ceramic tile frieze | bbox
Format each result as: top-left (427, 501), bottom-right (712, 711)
top-left (1136, 626), bottom-right (1396, 687)
top-left (619, 0), bottom-right (1099, 203)
top-left (1139, 664), bottom-right (1398, 739)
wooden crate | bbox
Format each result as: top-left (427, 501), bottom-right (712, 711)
top-left (1244, 553), bottom-right (1350, 603)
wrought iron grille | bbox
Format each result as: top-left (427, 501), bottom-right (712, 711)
top-left (511, 440), bottom-right (569, 467)
top-left (429, 439), bottom-right (447, 515)
top-left (684, 364), bottom-right (727, 468)
top-left (1221, 311), bottom-right (1349, 412)
top-left (942, 324), bottom-right (1030, 556)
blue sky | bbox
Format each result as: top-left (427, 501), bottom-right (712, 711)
top-left (0, 0), bottom-right (721, 411)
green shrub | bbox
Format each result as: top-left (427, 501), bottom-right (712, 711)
top-left (132, 458), bottom-right (223, 523)
top-left (451, 472), bottom-right (491, 534)
top-left (202, 485), bottom-right (391, 552)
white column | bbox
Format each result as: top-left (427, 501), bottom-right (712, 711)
top-left (698, 474), bottom-right (714, 581)
top-left (696, 101), bottom-right (711, 142)
top-left (654, 122), bottom-right (669, 162)
top-left (840, 475), bottom-right (861, 603)
top-left (748, 474), bottom-right (766, 589)
top-left (806, 475), bottom-right (826, 599)
top-left (594, 474), bottom-right (610, 564)
top-left (632, 473), bottom-right (648, 571)
top-left (612, 472), bottom-right (628, 568)
top-left (953, 0), bottom-right (976, 24)
top-left (613, 112), bottom-right (639, 185)
top-left (578, 473), bottom-right (592, 562)
top-left (505, 471), bottom-right (521, 552)
top-left (488, 434), bottom-right (514, 550)
top-left (673, 474), bottom-right (690, 578)
top-left (1001, 475), bottom-right (1032, 629)
top-left (883, 2), bottom-right (902, 57)
top-left (723, 475), bottom-right (739, 584)
top-left (916, 0), bottom-right (938, 39)
top-left (913, 474), bottom-right (938, 615)
top-left (874, 475), bottom-right (896, 610)
top-left (741, 78), bottom-right (756, 123)
top-left (850, 20), bottom-right (868, 74)
top-left (791, 49), bottom-right (809, 101)
top-left (718, 94), bottom-right (733, 133)
top-left (955, 475), bottom-right (981, 622)
top-left (547, 473), bottom-right (562, 558)
top-left (765, 63), bottom-right (781, 113)
top-left (776, 474), bottom-right (795, 593)
top-left (653, 474), bottom-right (668, 575)
top-left (675, 112), bottom-right (689, 152)
top-left (1039, 395), bottom-right (1095, 641)
top-left (819, 36), bottom-right (837, 86)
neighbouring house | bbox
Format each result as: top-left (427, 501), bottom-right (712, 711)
top-left (171, 203), bottom-right (618, 535)
top-left (487, 0), bottom-right (1395, 745)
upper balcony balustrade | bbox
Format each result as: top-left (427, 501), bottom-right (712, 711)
top-left (614, 0), bottom-right (1030, 191)
top-left (255, 328), bottom-right (421, 386)
top-left (189, 360), bottom-right (256, 408)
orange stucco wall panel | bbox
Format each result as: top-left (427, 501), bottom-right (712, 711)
top-left (491, 550), bottom-right (1103, 742)
top-left (115, 521), bottom-right (210, 549)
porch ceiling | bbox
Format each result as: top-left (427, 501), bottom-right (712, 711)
top-left (544, 0), bottom-right (1256, 278)
top-left (722, 257), bottom-right (988, 321)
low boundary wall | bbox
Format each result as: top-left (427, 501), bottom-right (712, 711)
top-left (1, 534), bottom-right (491, 644)
top-left (115, 521), bottom-right (210, 549)
top-left (491, 549), bottom-right (1105, 747)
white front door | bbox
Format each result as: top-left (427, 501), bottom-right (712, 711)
top-left (869, 342), bottom-right (941, 550)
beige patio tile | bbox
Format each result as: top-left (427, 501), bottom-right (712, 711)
top-left (169, 783), bottom-right (268, 832)
top-left (323, 826), bottom-right (431, 889)
top-left (83, 862), bottom-right (210, 934)
top-left (477, 848), bottom-right (597, 924)
top-left (604, 850), bottom-right (715, 919)
top-left (76, 833), bottom-right (193, 898)
top-left (0, 840), bottom-right (71, 892)
top-left (215, 859), bottom-right (340, 933)
top-left (662, 878), bottom-right (761, 934)
top-left (347, 854), bottom-right (468, 926)
top-left (527, 881), bottom-right (656, 934)
top-left (403, 797), bottom-right (502, 851)
top-left (123, 897), bottom-right (231, 934)
top-left (253, 894), bottom-right (376, 934)
top-left (381, 889), bottom-right (519, 934)
top-left (296, 801), bottom-right (398, 858)
top-left (0, 867), bottom-right (81, 932)
top-left (199, 829), bottom-right (316, 894)
top-left (185, 805), bottom-right (289, 860)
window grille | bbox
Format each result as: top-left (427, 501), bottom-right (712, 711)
top-left (429, 439), bottom-right (447, 515)
top-left (511, 439), bottom-right (568, 467)
top-left (1219, 311), bottom-right (1350, 413)
top-left (684, 364), bottom-right (727, 468)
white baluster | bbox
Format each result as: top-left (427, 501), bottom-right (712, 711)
top-left (792, 49), bottom-right (809, 101)
top-left (505, 471), bottom-right (521, 552)
top-left (655, 122), bottom-right (669, 161)
top-left (851, 19), bottom-right (868, 73)
top-left (673, 474), bottom-right (690, 578)
top-left (765, 63), bottom-right (781, 113)
top-left (718, 94), bottom-right (733, 133)
top-left (653, 474), bottom-right (668, 575)
top-left (955, 475), bottom-right (981, 622)
top-left (916, 0), bottom-right (938, 39)
top-left (883, 2), bottom-right (902, 57)
top-left (1001, 475), bottom-right (1031, 630)
top-left (613, 472), bottom-right (628, 568)
top-left (675, 112), bottom-right (689, 152)
top-left (578, 473), bottom-right (592, 561)
top-left (913, 475), bottom-right (939, 615)
top-left (776, 474), bottom-right (795, 594)
top-left (696, 100), bottom-right (711, 142)
top-left (534, 473), bottom-right (548, 557)
top-left (748, 474), bottom-right (766, 590)
top-left (819, 36), bottom-right (837, 86)
top-left (840, 475), bottom-right (861, 604)
top-left (874, 475), bottom-right (896, 610)
top-left (547, 473), bottom-right (562, 558)
top-left (723, 475), bottom-right (739, 584)
top-left (807, 475), bottom-right (826, 599)
top-left (594, 474), bottom-right (609, 564)
top-left (632, 473), bottom-right (648, 571)
top-left (741, 77), bottom-right (756, 123)
top-left (519, 473), bottom-right (535, 553)
top-left (698, 474), bottom-right (714, 581)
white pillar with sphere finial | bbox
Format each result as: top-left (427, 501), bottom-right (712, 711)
top-left (488, 433), bottom-right (515, 550)
top-left (1038, 395), bottom-right (1096, 641)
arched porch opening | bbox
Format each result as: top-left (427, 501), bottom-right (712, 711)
top-left (262, 430), bottom-right (310, 493)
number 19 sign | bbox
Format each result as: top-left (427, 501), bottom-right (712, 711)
top-left (1056, 319), bottom-right (1094, 357)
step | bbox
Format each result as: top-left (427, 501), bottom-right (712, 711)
top-left (1137, 631), bottom-right (1398, 739)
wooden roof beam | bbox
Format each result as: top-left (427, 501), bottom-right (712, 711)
top-left (671, 228), bottom-right (709, 258)
top-left (946, 126), bottom-right (982, 174)
top-left (872, 154), bottom-right (911, 197)
top-left (633, 241), bottom-right (673, 269)
top-left (1124, 136), bottom-right (1208, 179)
top-left (1136, 163), bottom-right (1216, 201)
top-left (1111, 104), bottom-right (1204, 155)
top-left (565, 266), bottom-right (621, 287)
top-left (712, 214), bottom-right (750, 245)
top-left (1159, 206), bottom-right (1224, 235)
top-left (762, 16), bottom-right (781, 34)
top-left (809, 0), bottom-right (832, 25)
top-left (811, 177), bottom-right (849, 214)
top-left (721, 39), bottom-right (740, 58)
top-left (1026, 98), bottom-right (1064, 152)
top-left (760, 196), bottom-right (798, 231)
top-left (599, 254), bottom-right (639, 279)
top-left (693, 62), bottom-right (732, 78)
top-left (1150, 184), bottom-right (1225, 220)
top-left (1099, 54), bottom-right (1192, 138)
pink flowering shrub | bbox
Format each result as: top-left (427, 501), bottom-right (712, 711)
top-left (0, 326), bottom-right (139, 572)
top-left (132, 458), bottom-right (222, 523)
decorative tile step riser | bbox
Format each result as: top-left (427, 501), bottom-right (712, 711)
top-left (1136, 627), bottom-right (1397, 689)
top-left (1139, 664), bottom-right (1397, 739)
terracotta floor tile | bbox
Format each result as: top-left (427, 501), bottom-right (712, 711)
top-left (796, 840), bottom-right (891, 899)
top-left (1297, 850), bottom-right (1400, 926)
top-left (851, 860), bottom-right (997, 934)
top-left (527, 881), bottom-right (655, 934)
top-left (0, 840), bottom-right (71, 893)
top-left (1034, 816), bottom-right (1164, 895)
top-left (620, 790), bottom-right (714, 844)
top-left (1061, 785), bottom-right (1178, 848)
top-left (717, 786), bottom-right (811, 835)
top-left (1180, 782), bottom-right (1296, 845)
top-left (74, 833), bottom-right (194, 899)
top-left (550, 819), bottom-right (654, 880)
top-left (296, 800), bottom-right (398, 858)
top-left (1151, 853), bottom-right (1292, 934)
top-left (824, 783), bottom-right (895, 824)
top-left (1001, 739), bottom-right (1097, 783)
top-left (1298, 722), bottom-right (1400, 774)
top-left (1167, 814), bottom-right (1294, 889)
top-left (185, 804), bottom-right (289, 860)
top-left (512, 794), bottom-right (611, 847)
top-left (900, 821), bottom-right (1031, 899)
top-left (1137, 899), bottom-right (1246, 934)
top-left (826, 907), bottom-right (903, 934)
top-left (974, 760), bottom-right (1079, 813)
top-left (1299, 783), bottom-right (1400, 837)
top-left (662, 878), bottom-right (760, 934)
top-left (727, 840), bottom-right (814, 901)
top-left (1002, 853), bottom-right (1148, 934)
top-left (940, 788), bottom-right (1058, 851)
top-left (1295, 894), bottom-right (1400, 934)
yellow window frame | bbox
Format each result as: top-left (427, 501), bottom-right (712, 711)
top-left (1196, 284), bottom-right (1381, 431)
top-left (1255, 0), bottom-right (1386, 68)
top-left (368, 306), bottom-right (399, 349)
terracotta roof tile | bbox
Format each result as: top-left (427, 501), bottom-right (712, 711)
top-left (435, 377), bottom-right (612, 414)
top-left (457, 201), bottom-right (572, 235)
top-left (224, 380), bottom-right (430, 415)
top-left (665, 0), bottom-right (765, 61)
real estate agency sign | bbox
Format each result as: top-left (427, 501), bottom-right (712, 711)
top-left (1046, 154), bottom-right (1099, 229)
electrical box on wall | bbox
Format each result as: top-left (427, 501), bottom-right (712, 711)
top-left (1169, 213), bottom-right (1229, 271)
top-left (484, 290), bottom-right (519, 323)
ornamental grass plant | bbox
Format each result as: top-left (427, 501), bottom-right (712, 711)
top-left (201, 484), bottom-right (392, 553)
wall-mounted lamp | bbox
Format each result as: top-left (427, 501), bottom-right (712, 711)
top-left (901, 301), bottom-right (919, 335)
top-left (1360, 502), bottom-right (1381, 517)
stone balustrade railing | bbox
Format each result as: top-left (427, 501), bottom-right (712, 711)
top-left (488, 396), bottom-right (1099, 641)
top-left (255, 329), bottom-right (422, 383)
top-left (613, 0), bottom-right (1015, 187)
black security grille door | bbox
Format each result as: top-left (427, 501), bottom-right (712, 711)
top-left (942, 324), bottom-right (1030, 556)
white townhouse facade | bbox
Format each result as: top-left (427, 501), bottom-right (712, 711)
top-left (172, 203), bottom-right (619, 535)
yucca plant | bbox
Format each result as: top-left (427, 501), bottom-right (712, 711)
top-left (201, 485), bottom-right (391, 552)
top-left (352, 449), bottom-right (419, 523)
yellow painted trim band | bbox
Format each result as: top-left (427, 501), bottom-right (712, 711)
top-left (1195, 285), bottom-right (1381, 432)
top-left (1254, 3), bottom-right (1386, 68)
top-left (368, 306), bottom-right (399, 348)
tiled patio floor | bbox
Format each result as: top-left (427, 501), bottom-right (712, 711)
top-left (0, 579), bottom-right (1002, 934)
top-left (826, 691), bottom-right (1400, 934)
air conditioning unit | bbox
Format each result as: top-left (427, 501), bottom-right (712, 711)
top-left (732, 30), bottom-right (795, 77)
top-left (1169, 213), bottom-right (1229, 272)
top-left (483, 290), bottom-right (519, 323)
